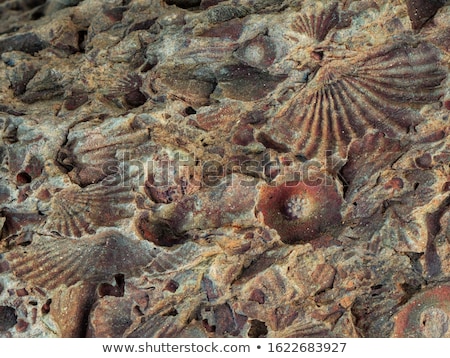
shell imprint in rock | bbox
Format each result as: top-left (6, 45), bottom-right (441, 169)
top-left (3, 231), bottom-right (210, 291)
top-left (393, 285), bottom-right (450, 337)
top-left (56, 117), bottom-right (151, 186)
top-left (256, 179), bottom-right (343, 244)
top-left (4, 231), bottom-right (154, 290)
top-left (44, 182), bottom-right (135, 238)
top-left (291, 1), bottom-right (339, 42)
top-left (272, 41), bottom-right (446, 158)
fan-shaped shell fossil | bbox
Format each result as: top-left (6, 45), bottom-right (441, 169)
top-left (106, 73), bottom-right (147, 109)
top-left (57, 115), bottom-right (151, 186)
top-left (270, 41), bottom-right (446, 158)
top-left (256, 179), bottom-right (343, 244)
top-left (44, 183), bottom-right (135, 238)
top-left (5, 231), bottom-right (154, 289)
top-left (291, 1), bottom-right (339, 42)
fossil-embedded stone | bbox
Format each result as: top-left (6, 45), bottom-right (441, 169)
top-left (50, 283), bottom-right (97, 337)
top-left (268, 41), bottom-right (446, 159)
top-left (406, 0), bottom-right (446, 30)
top-left (87, 296), bottom-right (134, 338)
top-left (0, 0), bottom-right (449, 339)
top-left (256, 179), bottom-right (343, 244)
top-left (393, 285), bottom-right (450, 337)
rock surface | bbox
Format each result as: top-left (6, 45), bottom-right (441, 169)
top-left (0, 0), bottom-right (449, 338)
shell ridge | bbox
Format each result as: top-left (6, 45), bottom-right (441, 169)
top-left (327, 85), bottom-right (350, 141)
top-left (342, 77), bottom-right (406, 135)
top-left (296, 91), bottom-right (321, 156)
top-left (347, 76), bottom-right (419, 129)
top-left (319, 87), bottom-right (333, 155)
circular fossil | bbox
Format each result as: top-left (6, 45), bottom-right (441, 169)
top-left (282, 195), bottom-right (309, 221)
top-left (256, 179), bottom-right (343, 244)
top-left (393, 285), bottom-right (450, 337)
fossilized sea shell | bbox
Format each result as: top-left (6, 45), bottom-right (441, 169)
top-left (49, 282), bottom-right (97, 338)
top-left (4, 231), bottom-right (155, 289)
top-left (87, 295), bottom-right (134, 338)
top-left (106, 73), bottom-right (147, 109)
top-left (342, 131), bottom-right (449, 254)
top-left (233, 33), bottom-right (277, 69)
top-left (268, 41), bottom-right (446, 158)
top-left (393, 285), bottom-right (450, 337)
top-left (57, 115), bottom-right (151, 186)
top-left (291, 1), bottom-right (339, 42)
top-left (44, 182), bottom-right (135, 238)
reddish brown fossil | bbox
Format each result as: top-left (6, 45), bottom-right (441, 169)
top-left (393, 285), bottom-right (450, 337)
top-left (256, 179), bottom-right (343, 244)
top-left (269, 41), bottom-right (446, 158)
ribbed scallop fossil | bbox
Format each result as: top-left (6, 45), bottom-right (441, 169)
top-left (291, 1), bottom-right (339, 42)
top-left (4, 230), bottom-right (216, 290)
top-left (106, 73), bottom-right (147, 108)
top-left (272, 41), bottom-right (446, 158)
top-left (57, 116), bottom-right (151, 186)
top-left (5, 231), bottom-right (155, 290)
top-left (44, 183), bottom-right (134, 238)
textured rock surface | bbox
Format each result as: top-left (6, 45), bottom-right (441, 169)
top-left (0, 0), bottom-right (449, 337)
